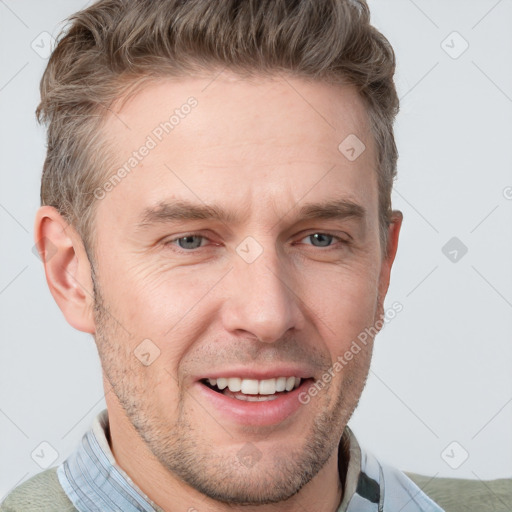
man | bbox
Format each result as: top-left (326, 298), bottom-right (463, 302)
top-left (1, 0), bottom-right (444, 510)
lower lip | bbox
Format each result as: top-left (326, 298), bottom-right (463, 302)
top-left (195, 379), bottom-right (312, 426)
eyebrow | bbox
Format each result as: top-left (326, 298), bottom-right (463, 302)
top-left (135, 198), bottom-right (366, 230)
top-left (297, 199), bottom-right (366, 222)
top-left (136, 200), bottom-right (243, 229)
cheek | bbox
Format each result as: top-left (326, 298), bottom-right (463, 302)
top-left (302, 263), bottom-right (380, 350)
top-left (102, 261), bottom-right (223, 361)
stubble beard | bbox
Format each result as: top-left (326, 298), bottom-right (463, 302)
top-left (91, 275), bottom-right (372, 506)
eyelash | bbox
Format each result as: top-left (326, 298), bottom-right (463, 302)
top-left (163, 232), bottom-right (350, 253)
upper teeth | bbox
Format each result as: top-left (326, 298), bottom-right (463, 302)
top-left (207, 377), bottom-right (301, 395)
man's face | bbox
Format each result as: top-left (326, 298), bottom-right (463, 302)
top-left (92, 72), bottom-right (394, 504)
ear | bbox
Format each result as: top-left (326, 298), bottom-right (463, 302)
top-left (34, 206), bottom-right (96, 334)
top-left (376, 210), bottom-right (403, 316)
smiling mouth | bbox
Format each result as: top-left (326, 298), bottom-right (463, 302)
top-left (201, 377), bottom-right (311, 401)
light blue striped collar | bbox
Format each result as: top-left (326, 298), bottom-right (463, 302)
top-left (56, 409), bottom-right (443, 512)
top-left (57, 410), bottom-right (164, 512)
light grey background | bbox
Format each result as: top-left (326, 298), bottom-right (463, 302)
top-left (1, 0), bottom-right (511, 499)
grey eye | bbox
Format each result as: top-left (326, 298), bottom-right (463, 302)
top-left (307, 233), bottom-right (334, 247)
top-left (177, 235), bottom-right (204, 250)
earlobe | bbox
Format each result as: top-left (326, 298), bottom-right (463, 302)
top-left (34, 206), bottom-right (96, 334)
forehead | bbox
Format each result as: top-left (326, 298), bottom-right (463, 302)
top-left (98, 72), bottom-right (377, 227)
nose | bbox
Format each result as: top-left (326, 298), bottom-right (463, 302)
top-left (220, 244), bottom-right (304, 343)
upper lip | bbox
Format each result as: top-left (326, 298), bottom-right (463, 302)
top-left (196, 366), bottom-right (315, 381)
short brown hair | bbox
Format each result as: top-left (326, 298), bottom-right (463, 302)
top-left (37, 0), bottom-right (399, 259)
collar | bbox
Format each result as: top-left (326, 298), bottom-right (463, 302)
top-left (57, 410), bottom-right (164, 512)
